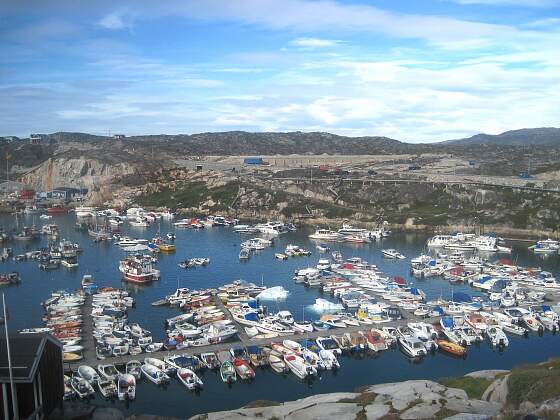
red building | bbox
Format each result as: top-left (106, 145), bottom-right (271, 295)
top-left (20, 189), bottom-right (35, 200)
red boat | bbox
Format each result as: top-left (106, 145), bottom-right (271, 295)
top-left (47, 206), bottom-right (69, 214)
top-left (233, 358), bottom-right (255, 380)
top-left (119, 257), bottom-right (159, 284)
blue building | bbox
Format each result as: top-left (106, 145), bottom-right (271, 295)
top-left (244, 157), bottom-right (263, 165)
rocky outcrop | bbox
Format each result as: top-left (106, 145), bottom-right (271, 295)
top-left (189, 380), bottom-right (502, 420)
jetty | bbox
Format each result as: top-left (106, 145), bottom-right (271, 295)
top-left (65, 294), bottom-right (440, 370)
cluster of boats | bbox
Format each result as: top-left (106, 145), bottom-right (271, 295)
top-left (427, 233), bottom-right (511, 253)
top-left (21, 290), bottom-right (86, 361)
top-left (174, 215), bottom-right (237, 229)
top-left (274, 244), bottom-right (312, 261)
top-left (66, 365), bottom-right (136, 400)
top-left (178, 258), bottom-right (210, 269)
top-left (529, 238), bottom-right (560, 255)
top-left (308, 222), bottom-right (389, 244)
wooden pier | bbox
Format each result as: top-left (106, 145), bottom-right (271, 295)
top-left (65, 294), bottom-right (439, 371)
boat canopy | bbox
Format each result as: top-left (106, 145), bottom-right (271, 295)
top-left (490, 279), bottom-right (508, 292)
top-left (441, 317), bottom-right (454, 329)
top-left (244, 312), bottom-right (259, 322)
top-left (247, 346), bottom-right (261, 355)
top-left (432, 306), bottom-right (444, 315)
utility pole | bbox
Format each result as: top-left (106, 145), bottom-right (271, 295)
top-left (5, 152), bottom-right (10, 182)
top-left (3, 293), bottom-right (18, 420)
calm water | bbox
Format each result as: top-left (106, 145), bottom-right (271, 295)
top-left (2, 214), bottom-right (560, 417)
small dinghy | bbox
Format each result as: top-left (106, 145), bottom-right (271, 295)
top-left (145, 342), bottom-right (164, 353)
top-left (97, 364), bottom-right (120, 381)
top-left (77, 365), bottom-right (100, 384)
top-left (71, 376), bottom-right (95, 398)
top-left (97, 378), bottom-right (117, 399)
top-left (177, 368), bottom-right (203, 390)
top-left (126, 360), bottom-right (142, 379)
top-left (268, 353), bottom-right (287, 374)
top-left (117, 374), bottom-right (136, 400)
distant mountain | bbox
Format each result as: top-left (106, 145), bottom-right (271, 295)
top-left (446, 128), bottom-right (560, 146)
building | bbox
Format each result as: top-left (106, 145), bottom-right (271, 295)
top-left (20, 189), bottom-right (36, 200)
top-left (30, 134), bottom-right (44, 144)
top-left (51, 187), bottom-right (88, 200)
top-left (0, 334), bottom-right (64, 419)
top-left (244, 157), bottom-right (263, 165)
top-left (113, 134), bottom-right (125, 140)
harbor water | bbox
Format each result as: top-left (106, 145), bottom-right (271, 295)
top-left (2, 214), bottom-right (560, 417)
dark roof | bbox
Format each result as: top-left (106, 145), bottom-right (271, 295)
top-left (0, 334), bottom-right (61, 383)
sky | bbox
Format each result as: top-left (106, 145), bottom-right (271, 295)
top-left (1, 0), bottom-right (559, 142)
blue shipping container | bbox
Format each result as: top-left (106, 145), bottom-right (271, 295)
top-left (244, 157), bottom-right (263, 165)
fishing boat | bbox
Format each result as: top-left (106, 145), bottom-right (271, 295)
top-left (220, 361), bottom-right (237, 383)
top-left (437, 339), bottom-right (467, 357)
top-left (70, 376), bottom-right (95, 398)
top-left (97, 364), bottom-right (120, 381)
top-left (157, 242), bottom-right (176, 253)
top-left (141, 363), bottom-right (170, 385)
top-left (117, 374), bottom-right (136, 400)
top-left (177, 368), bottom-right (203, 390)
top-left (126, 360), bottom-right (142, 379)
top-left (200, 352), bottom-right (220, 369)
top-left (233, 358), bottom-right (256, 380)
top-left (119, 256), bottom-right (160, 284)
top-left (97, 378), bottom-right (117, 399)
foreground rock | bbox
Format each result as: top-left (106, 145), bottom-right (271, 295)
top-left (189, 380), bottom-right (501, 420)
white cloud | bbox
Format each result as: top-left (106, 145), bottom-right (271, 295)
top-left (290, 37), bottom-right (342, 48)
top-left (99, 11), bottom-right (131, 30)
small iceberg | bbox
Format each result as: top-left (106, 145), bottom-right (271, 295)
top-left (256, 286), bottom-right (290, 301)
top-left (307, 298), bottom-right (344, 314)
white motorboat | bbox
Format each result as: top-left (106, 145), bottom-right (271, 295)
top-left (316, 337), bottom-right (342, 355)
top-left (141, 363), bottom-right (170, 385)
top-left (283, 354), bottom-right (316, 379)
top-left (117, 374), bottom-right (136, 400)
top-left (126, 360), bottom-right (142, 379)
top-left (382, 249), bottom-right (406, 259)
top-left (177, 368), bottom-right (203, 390)
top-left (318, 349), bottom-right (340, 370)
top-left (292, 320), bottom-right (314, 333)
top-left (398, 336), bottom-right (427, 358)
top-left (309, 229), bottom-right (341, 241)
top-left (77, 365), bottom-right (100, 384)
top-left (145, 357), bottom-right (176, 376)
top-left (268, 353), bottom-right (287, 374)
top-left (486, 326), bottom-right (509, 347)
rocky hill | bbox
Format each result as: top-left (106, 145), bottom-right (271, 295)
top-left (447, 127), bottom-right (560, 146)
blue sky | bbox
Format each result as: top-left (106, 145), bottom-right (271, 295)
top-left (1, 0), bottom-right (559, 141)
